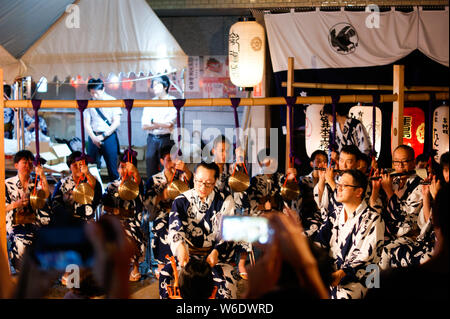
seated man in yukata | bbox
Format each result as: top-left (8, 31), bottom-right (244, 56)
top-left (313, 169), bottom-right (385, 299)
top-left (159, 162), bottom-right (240, 299)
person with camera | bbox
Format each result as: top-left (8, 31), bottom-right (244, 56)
top-left (160, 162), bottom-right (239, 299)
top-left (5, 150), bottom-right (51, 272)
top-left (102, 153), bottom-right (146, 282)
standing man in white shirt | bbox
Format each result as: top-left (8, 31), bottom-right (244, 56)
top-left (84, 78), bottom-right (122, 181)
top-left (141, 75), bottom-right (177, 178)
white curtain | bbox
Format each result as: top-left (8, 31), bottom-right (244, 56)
top-left (265, 7), bottom-right (449, 72)
top-left (418, 7), bottom-right (449, 67)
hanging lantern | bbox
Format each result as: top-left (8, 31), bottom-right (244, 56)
top-left (228, 17), bottom-right (265, 88)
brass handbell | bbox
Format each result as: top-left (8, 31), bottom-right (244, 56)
top-left (118, 176), bottom-right (140, 201)
top-left (30, 188), bottom-right (47, 210)
top-left (229, 170), bottom-right (250, 193)
top-left (280, 180), bottom-right (301, 202)
top-left (167, 170), bottom-right (189, 200)
top-left (73, 182), bottom-right (95, 205)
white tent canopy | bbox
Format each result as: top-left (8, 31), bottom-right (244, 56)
top-left (19, 0), bottom-right (188, 81)
top-left (0, 45), bottom-right (22, 84)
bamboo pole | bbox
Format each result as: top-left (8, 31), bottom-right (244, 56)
top-left (286, 57), bottom-right (294, 172)
top-left (281, 81), bottom-right (449, 92)
top-left (0, 69), bottom-right (8, 275)
top-left (392, 65), bottom-right (405, 152)
top-left (4, 92), bottom-right (449, 109)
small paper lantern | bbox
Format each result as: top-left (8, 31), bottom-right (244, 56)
top-left (228, 18), bottom-right (265, 88)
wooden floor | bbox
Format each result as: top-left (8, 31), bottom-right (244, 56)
top-left (45, 271), bottom-right (248, 299)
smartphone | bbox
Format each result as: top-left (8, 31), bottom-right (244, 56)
top-left (221, 216), bottom-right (273, 244)
top-left (32, 226), bottom-right (94, 271)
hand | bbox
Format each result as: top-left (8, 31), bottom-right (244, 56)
top-left (430, 176), bottom-right (441, 199)
top-left (79, 161), bottom-right (90, 176)
top-left (35, 165), bottom-right (45, 178)
top-left (331, 269), bottom-right (346, 287)
top-left (325, 166), bottom-right (335, 185)
top-left (371, 157), bottom-right (378, 170)
top-left (16, 197), bottom-right (29, 210)
top-left (244, 234), bottom-right (282, 299)
top-left (206, 249), bottom-right (219, 267)
top-left (282, 205), bottom-right (301, 227)
top-left (286, 168), bottom-right (297, 182)
top-left (92, 135), bottom-right (103, 148)
top-left (235, 147), bottom-right (245, 164)
top-left (371, 169), bottom-right (382, 193)
top-left (317, 163), bottom-right (326, 183)
top-left (85, 216), bottom-right (133, 298)
top-left (380, 172), bottom-right (393, 197)
top-left (176, 243), bottom-right (189, 267)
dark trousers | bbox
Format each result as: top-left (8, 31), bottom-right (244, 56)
top-left (146, 133), bottom-right (172, 178)
top-left (87, 132), bottom-right (119, 181)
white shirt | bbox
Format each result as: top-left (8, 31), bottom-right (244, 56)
top-left (141, 95), bottom-right (177, 135)
top-left (85, 92), bottom-right (122, 133)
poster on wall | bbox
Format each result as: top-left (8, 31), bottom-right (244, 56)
top-left (391, 107), bottom-right (425, 157)
top-left (349, 105), bottom-right (382, 159)
top-left (305, 104), bottom-right (330, 158)
top-left (433, 105), bottom-right (449, 162)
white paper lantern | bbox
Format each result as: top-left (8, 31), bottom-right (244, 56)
top-left (228, 18), bottom-right (265, 88)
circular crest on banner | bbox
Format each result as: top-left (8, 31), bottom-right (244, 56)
top-left (328, 23), bottom-right (358, 55)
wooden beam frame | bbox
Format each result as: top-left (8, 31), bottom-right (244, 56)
top-left (392, 65), bottom-right (405, 152)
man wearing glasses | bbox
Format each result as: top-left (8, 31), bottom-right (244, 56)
top-left (313, 169), bottom-right (385, 299)
top-left (314, 145), bottom-right (383, 230)
top-left (162, 162), bottom-right (239, 299)
top-left (379, 145), bottom-right (424, 269)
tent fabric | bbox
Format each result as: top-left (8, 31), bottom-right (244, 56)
top-left (264, 8), bottom-right (449, 72)
top-left (0, 0), bottom-right (74, 59)
top-left (18, 0), bottom-right (187, 80)
top-left (0, 45), bottom-right (22, 84)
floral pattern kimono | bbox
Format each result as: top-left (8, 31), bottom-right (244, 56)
top-left (51, 174), bottom-right (102, 221)
top-left (5, 175), bottom-right (52, 270)
top-left (313, 201), bottom-right (385, 299)
top-left (144, 171), bottom-right (176, 264)
top-left (102, 179), bottom-right (146, 264)
top-left (379, 175), bottom-right (428, 269)
top-left (248, 171), bottom-right (302, 216)
top-left (161, 188), bottom-right (239, 299)
top-left (333, 117), bottom-right (372, 156)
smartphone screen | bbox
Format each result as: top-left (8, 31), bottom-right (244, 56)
top-left (33, 226), bottom-right (94, 271)
top-left (35, 250), bottom-right (93, 271)
top-left (221, 216), bottom-right (272, 244)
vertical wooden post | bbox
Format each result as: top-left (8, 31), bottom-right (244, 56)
top-left (0, 69), bottom-right (8, 272)
top-left (286, 57), bottom-right (294, 172)
top-left (392, 65), bottom-right (405, 152)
